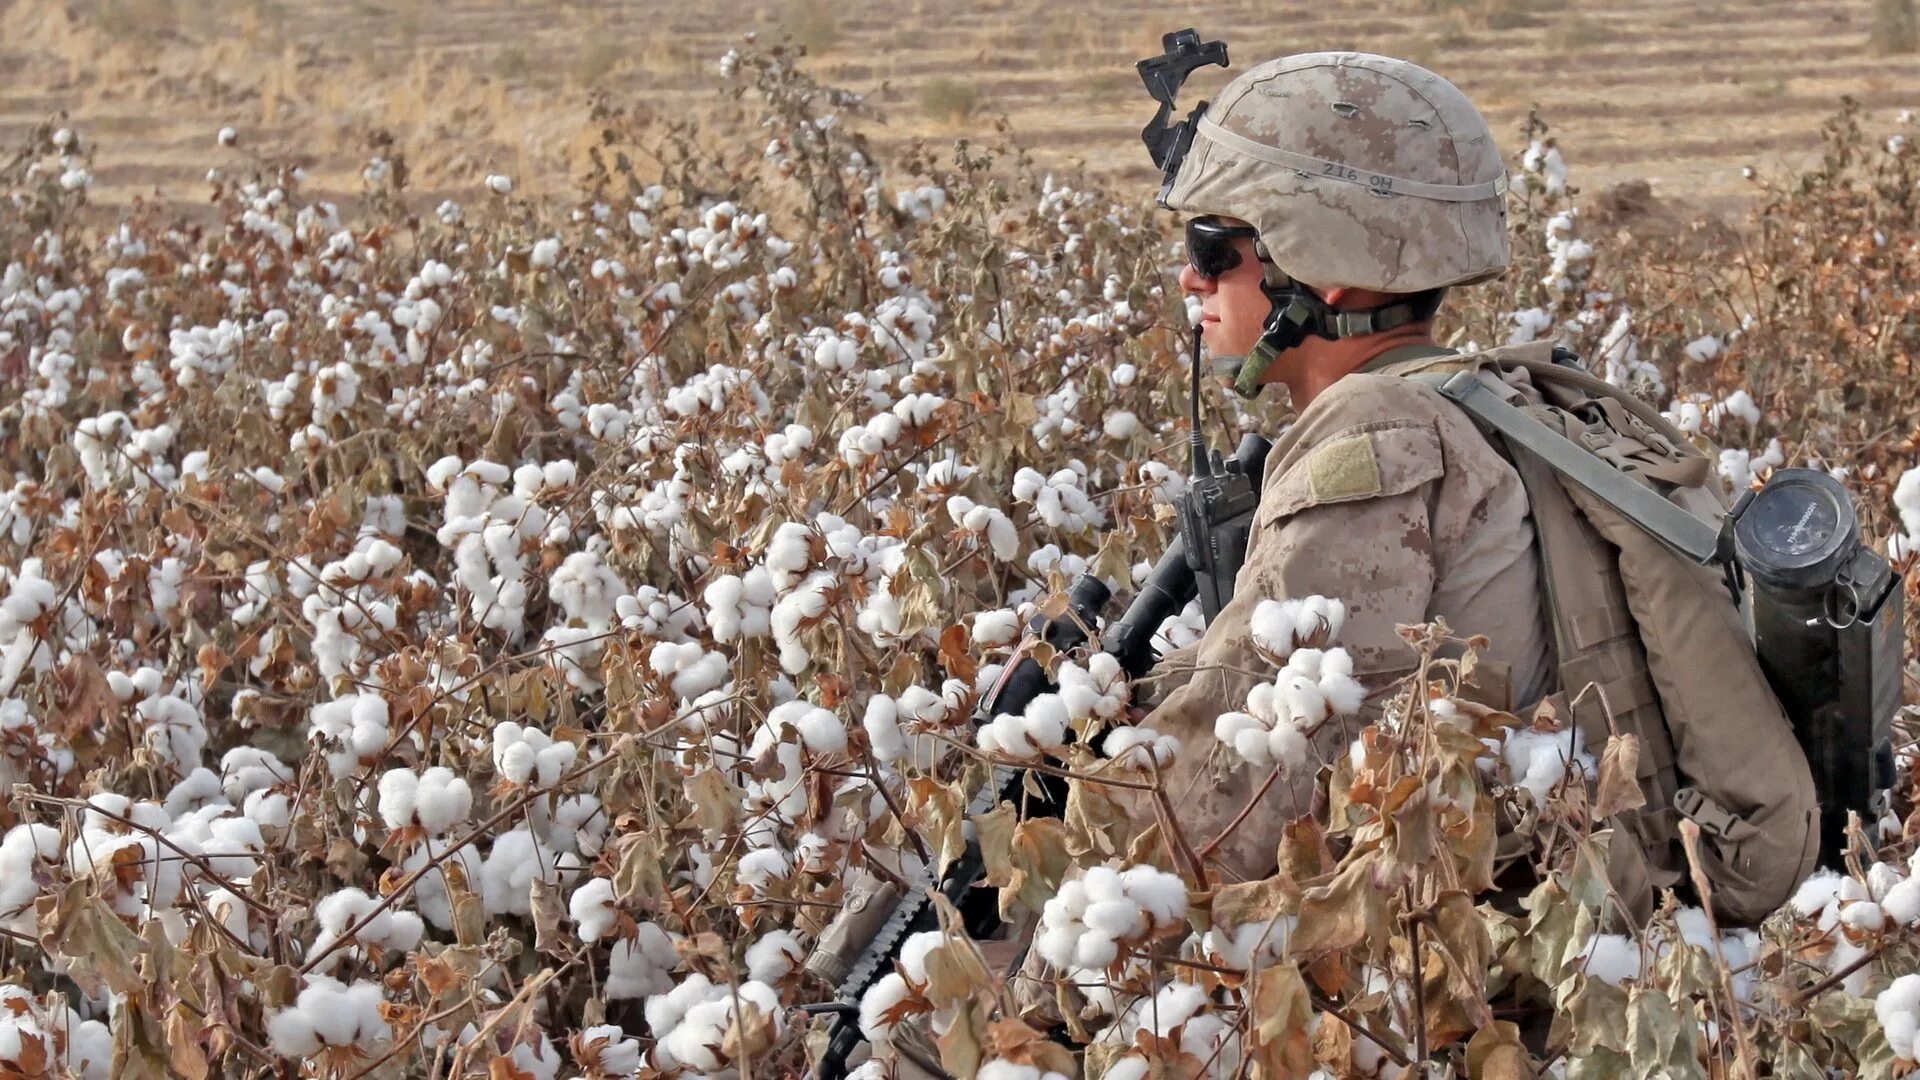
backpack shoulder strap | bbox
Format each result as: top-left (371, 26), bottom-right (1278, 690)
top-left (1412, 369), bottom-right (1724, 566)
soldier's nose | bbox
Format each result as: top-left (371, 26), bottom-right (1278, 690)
top-left (1177, 263), bottom-right (1212, 294)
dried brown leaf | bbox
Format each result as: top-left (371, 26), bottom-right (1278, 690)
top-left (1291, 851), bottom-right (1392, 961)
top-left (1592, 733), bottom-right (1647, 819)
top-left (1465, 1020), bottom-right (1532, 1080)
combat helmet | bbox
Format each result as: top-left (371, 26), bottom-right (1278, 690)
top-left (1138, 33), bottom-right (1511, 394)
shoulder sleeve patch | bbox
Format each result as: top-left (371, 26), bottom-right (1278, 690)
top-left (1307, 433), bottom-right (1383, 503)
top-left (1259, 420), bottom-right (1446, 525)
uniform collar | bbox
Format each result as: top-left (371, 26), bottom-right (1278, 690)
top-left (1357, 342), bottom-right (1457, 375)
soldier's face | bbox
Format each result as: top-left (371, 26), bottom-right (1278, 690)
top-left (1178, 224), bottom-right (1268, 359)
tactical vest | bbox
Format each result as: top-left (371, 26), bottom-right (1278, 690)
top-left (1375, 341), bottom-right (1819, 927)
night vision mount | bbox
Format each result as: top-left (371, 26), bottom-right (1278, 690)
top-left (1137, 29), bottom-right (1228, 204)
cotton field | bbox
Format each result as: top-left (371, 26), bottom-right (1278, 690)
top-left (1, 41), bottom-right (1919, 1080)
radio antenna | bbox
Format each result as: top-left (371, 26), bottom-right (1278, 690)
top-left (1189, 324), bottom-right (1210, 478)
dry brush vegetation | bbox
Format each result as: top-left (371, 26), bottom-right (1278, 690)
top-left (2, 36), bottom-right (1920, 1080)
top-left (3, 0), bottom-right (1915, 209)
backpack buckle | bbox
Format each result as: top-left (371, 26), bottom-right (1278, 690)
top-left (1674, 787), bottom-right (1758, 843)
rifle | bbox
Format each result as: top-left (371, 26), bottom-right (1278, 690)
top-left (803, 420), bottom-right (1273, 1079)
top-left (802, 568), bottom-right (1182, 1078)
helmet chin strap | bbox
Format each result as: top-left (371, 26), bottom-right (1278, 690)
top-left (1227, 264), bottom-right (1433, 399)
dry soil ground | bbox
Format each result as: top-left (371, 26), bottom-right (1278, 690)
top-left (1, 0), bottom-right (1916, 215)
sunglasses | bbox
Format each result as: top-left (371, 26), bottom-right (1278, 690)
top-left (1184, 217), bottom-right (1261, 279)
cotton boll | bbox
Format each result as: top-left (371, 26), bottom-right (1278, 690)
top-left (1312, 650), bottom-right (1365, 717)
top-left (1842, 901), bottom-right (1887, 933)
top-left (704, 569), bottom-right (775, 642)
top-left (493, 720), bottom-right (570, 787)
top-left (64, 1017), bottom-right (111, 1080)
top-left (1684, 334), bottom-right (1723, 362)
top-left (309, 694), bottom-right (390, 778)
top-left (549, 793), bottom-right (608, 858)
top-left (1083, 899), bottom-right (1146, 940)
top-left (1120, 865), bottom-right (1188, 929)
top-left (162, 768), bottom-right (227, 820)
top-left (736, 846), bottom-right (792, 893)
top-left (1790, 869), bottom-right (1848, 918)
top-left (497, 741), bottom-right (537, 785)
top-left (1215, 711), bottom-right (1263, 748)
top-left (1715, 389), bottom-right (1762, 428)
top-left (376, 768), bottom-right (418, 831)
top-left (481, 828), bottom-right (578, 918)
top-left (244, 789), bottom-right (292, 832)
top-left (265, 1004), bottom-right (321, 1058)
top-left (267, 977), bottom-right (391, 1058)
top-left (1205, 915), bottom-right (1296, 968)
top-left (1870, 860), bottom-right (1906, 901)
top-left (1500, 725), bottom-right (1592, 804)
top-left (570, 877), bottom-right (618, 943)
top-left (1265, 724), bottom-right (1311, 773)
top-left (771, 571), bottom-right (835, 673)
top-left (1883, 875), bottom-right (1920, 926)
top-left (411, 767), bottom-right (472, 836)
top-left (649, 977), bottom-right (780, 1071)
top-left (398, 837), bottom-right (482, 932)
top-left (0, 824), bottom-right (59, 928)
top-left (746, 929), bottom-right (805, 983)
top-left (1581, 934), bottom-right (1643, 986)
top-left (572, 1024), bottom-right (642, 1075)
top-left (1102, 726), bottom-right (1178, 770)
top-left (895, 930), bottom-right (946, 986)
top-left (979, 693), bottom-right (1068, 760)
top-left (1877, 974), bottom-right (1920, 1061)
top-left (766, 699), bottom-right (848, 755)
top-left (1057, 654), bottom-right (1129, 725)
top-left (218, 746), bottom-right (290, 804)
top-left (1250, 595), bottom-right (1346, 661)
top-left (1276, 671), bottom-right (1330, 728)
top-left (606, 922), bottom-right (680, 1000)
top-left (310, 887), bottom-right (422, 958)
top-left (1035, 863), bottom-right (1188, 974)
top-left (971, 608), bottom-right (1020, 648)
top-left (1895, 468), bottom-right (1920, 539)
top-left (858, 972), bottom-right (912, 1042)
top-left (861, 695), bottom-right (906, 763)
top-left (201, 816), bottom-right (265, 880)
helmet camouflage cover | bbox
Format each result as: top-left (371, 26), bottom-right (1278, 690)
top-left (1162, 51), bottom-right (1511, 293)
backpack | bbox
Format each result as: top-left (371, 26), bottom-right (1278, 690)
top-left (1378, 341), bottom-right (1819, 927)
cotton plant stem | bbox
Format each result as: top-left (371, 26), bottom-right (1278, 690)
top-left (1196, 762), bottom-right (1283, 860)
top-left (1406, 880), bottom-right (1429, 1073)
top-left (1678, 819), bottom-right (1759, 1079)
top-left (1792, 935), bottom-right (1898, 1005)
top-left (1149, 758), bottom-right (1210, 887)
top-left (443, 961), bottom-right (570, 1078)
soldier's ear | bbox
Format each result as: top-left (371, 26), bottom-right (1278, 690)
top-left (1319, 285), bottom-right (1351, 307)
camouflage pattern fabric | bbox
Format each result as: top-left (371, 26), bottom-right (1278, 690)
top-left (1125, 371), bottom-right (1555, 883)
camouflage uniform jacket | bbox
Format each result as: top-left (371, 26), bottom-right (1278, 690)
top-left (1131, 363), bottom-right (1555, 884)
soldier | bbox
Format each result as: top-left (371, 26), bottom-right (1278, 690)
top-left (1132, 49), bottom-right (1558, 888)
top-left (1118, 48), bottom-right (1819, 927)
